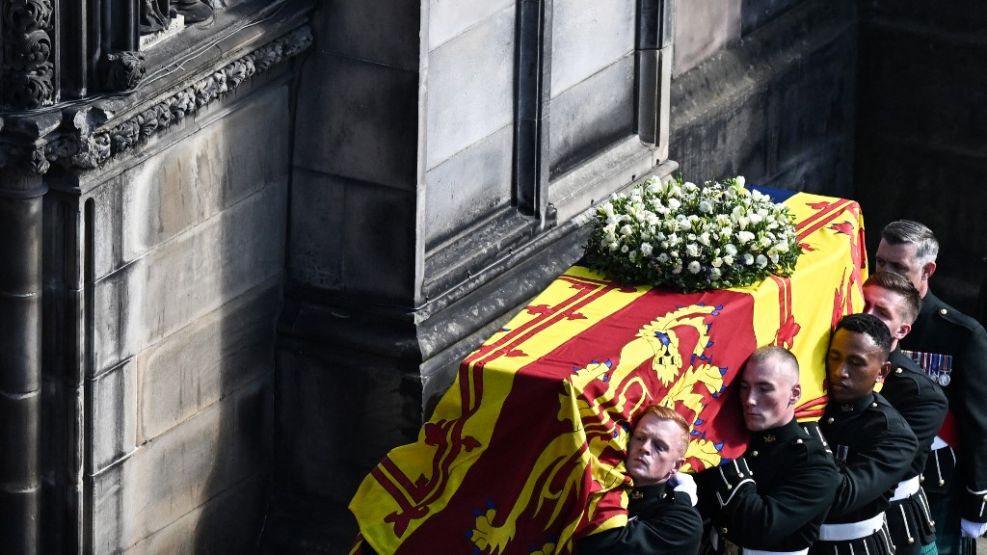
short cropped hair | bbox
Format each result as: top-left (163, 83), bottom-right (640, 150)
top-left (637, 405), bottom-right (690, 455)
top-left (745, 346), bottom-right (800, 383)
top-left (863, 271), bottom-right (922, 324)
top-left (881, 220), bottom-right (939, 265)
top-left (834, 313), bottom-right (893, 360)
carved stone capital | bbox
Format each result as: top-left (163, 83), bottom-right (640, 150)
top-left (1, 0), bottom-right (55, 109)
top-left (102, 51), bottom-right (148, 92)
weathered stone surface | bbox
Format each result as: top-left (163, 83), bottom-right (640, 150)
top-left (741, 0), bottom-right (802, 35)
top-left (138, 281), bottom-right (281, 442)
top-left (124, 476), bottom-right (267, 555)
top-left (275, 349), bottom-right (421, 503)
top-left (91, 378), bottom-right (272, 553)
top-left (548, 53), bottom-right (635, 179)
top-left (318, 0), bottom-right (420, 71)
top-left (91, 359), bottom-right (138, 471)
top-left (86, 84), bottom-right (292, 280)
top-left (672, 0), bottom-right (742, 76)
top-left (550, 0), bottom-right (635, 96)
top-left (425, 7), bottom-right (516, 169)
top-left (428, 0), bottom-right (514, 51)
top-left (423, 124), bottom-right (513, 247)
top-left (92, 184), bottom-right (286, 374)
top-left (287, 168), bottom-right (345, 290)
top-left (293, 54), bottom-right (419, 189)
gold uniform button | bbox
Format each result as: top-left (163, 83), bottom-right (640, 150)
top-left (720, 527), bottom-right (728, 534)
top-left (940, 308), bottom-right (948, 315)
top-left (827, 417), bottom-right (835, 424)
top-left (796, 438), bottom-right (803, 444)
top-left (895, 368), bottom-right (903, 374)
top-left (982, 494), bottom-right (987, 501)
top-left (920, 475), bottom-right (925, 482)
top-left (751, 451), bottom-right (759, 457)
top-left (871, 402), bottom-right (878, 408)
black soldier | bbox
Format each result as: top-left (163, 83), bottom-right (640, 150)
top-left (810, 313), bottom-right (918, 555)
top-left (862, 271), bottom-right (949, 554)
top-left (877, 220), bottom-right (987, 553)
top-left (696, 346), bottom-right (839, 554)
top-left (576, 405), bottom-right (702, 554)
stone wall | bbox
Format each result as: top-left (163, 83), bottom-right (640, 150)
top-left (44, 67), bottom-right (294, 554)
top-left (856, 1), bottom-right (987, 314)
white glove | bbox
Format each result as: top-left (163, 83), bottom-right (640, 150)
top-left (671, 472), bottom-right (697, 507)
top-left (961, 519), bottom-right (987, 538)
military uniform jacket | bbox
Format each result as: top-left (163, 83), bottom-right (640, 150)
top-left (576, 482), bottom-right (702, 554)
top-left (882, 349), bottom-right (948, 478)
top-left (820, 392), bottom-right (918, 523)
top-left (695, 419), bottom-right (840, 551)
top-left (900, 291), bottom-right (987, 521)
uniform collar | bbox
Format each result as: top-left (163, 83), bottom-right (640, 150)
top-left (825, 392), bottom-right (876, 417)
top-left (629, 481), bottom-right (669, 502)
top-left (749, 418), bottom-right (801, 447)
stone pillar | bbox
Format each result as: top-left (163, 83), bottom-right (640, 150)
top-left (0, 169), bottom-right (45, 554)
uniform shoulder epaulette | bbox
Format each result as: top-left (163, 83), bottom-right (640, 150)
top-left (933, 301), bottom-right (985, 335)
top-left (800, 422), bottom-right (832, 455)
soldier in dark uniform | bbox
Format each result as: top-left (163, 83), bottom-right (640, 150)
top-left (811, 313), bottom-right (918, 555)
top-left (877, 220), bottom-right (987, 554)
top-left (576, 405), bottom-right (702, 554)
top-left (696, 346), bottom-right (839, 554)
top-left (862, 271), bottom-right (949, 554)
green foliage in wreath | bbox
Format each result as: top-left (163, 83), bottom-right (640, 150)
top-left (586, 176), bottom-right (802, 292)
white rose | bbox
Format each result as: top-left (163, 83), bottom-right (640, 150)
top-left (699, 232), bottom-right (711, 247)
top-left (722, 255), bottom-right (734, 265)
top-left (698, 200), bottom-right (713, 214)
top-left (724, 244), bottom-right (738, 256)
top-left (608, 241), bottom-right (619, 251)
top-left (621, 245), bottom-right (629, 253)
top-left (749, 213), bottom-right (763, 225)
top-left (668, 198), bottom-right (681, 210)
top-left (687, 261), bottom-right (702, 274)
top-left (685, 243), bottom-right (700, 257)
top-left (640, 242), bottom-right (653, 257)
top-left (657, 253), bottom-right (669, 263)
top-left (756, 254), bottom-right (768, 268)
top-left (743, 253), bottom-right (754, 266)
top-left (737, 231), bottom-right (755, 244)
top-left (672, 263), bottom-right (683, 274)
top-left (620, 225), bottom-right (634, 236)
top-left (710, 267), bottom-right (721, 280)
top-left (735, 176), bottom-right (745, 187)
top-left (711, 257), bottom-right (723, 268)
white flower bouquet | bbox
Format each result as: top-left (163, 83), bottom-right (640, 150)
top-left (586, 176), bottom-right (802, 292)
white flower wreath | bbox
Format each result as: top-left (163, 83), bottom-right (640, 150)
top-left (586, 176), bottom-right (802, 291)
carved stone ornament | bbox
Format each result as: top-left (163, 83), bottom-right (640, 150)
top-left (1, 0), bottom-right (55, 109)
top-left (20, 25), bottom-right (314, 175)
top-left (102, 51), bottom-right (148, 92)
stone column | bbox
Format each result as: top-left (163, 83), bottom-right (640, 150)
top-left (0, 169), bottom-right (45, 554)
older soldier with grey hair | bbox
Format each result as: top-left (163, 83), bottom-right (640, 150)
top-left (876, 220), bottom-right (987, 554)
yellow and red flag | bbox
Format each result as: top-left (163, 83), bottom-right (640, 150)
top-left (350, 190), bottom-right (867, 554)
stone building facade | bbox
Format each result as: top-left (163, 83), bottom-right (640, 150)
top-left (0, 0), bottom-right (982, 553)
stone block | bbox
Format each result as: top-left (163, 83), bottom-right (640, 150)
top-left (92, 184), bottom-right (285, 375)
top-left (341, 180), bottom-right (417, 302)
top-left (548, 54), bottom-right (635, 179)
top-left (90, 359), bottom-right (138, 472)
top-left (741, 0), bottom-right (802, 35)
top-left (550, 0), bottom-right (635, 96)
top-left (316, 0), bottom-right (420, 71)
top-left (672, 0), bottom-right (742, 76)
top-left (423, 124), bottom-right (514, 248)
top-left (425, 8), bottom-right (516, 169)
top-left (287, 168), bottom-right (345, 289)
top-left (91, 378), bottom-right (272, 552)
top-left (862, 0), bottom-right (987, 32)
top-left (428, 0), bottom-right (514, 51)
top-left (293, 54), bottom-right (419, 189)
top-left (124, 477), bottom-right (266, 555)
top-left (276, 349), bottom-right (421, 504)
top-left (138, 281), bottom-right (280, 442)
top-left (88, 84), bottom-right (291, 280)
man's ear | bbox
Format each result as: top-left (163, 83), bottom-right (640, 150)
top-left (895, 322), bottom-right (912, 341)
top-left (790, 383), bottom-right (802, 405)
top-left (876, 360), bottom-right (892, 384)
top-left (922, 260), bottom-right (937, 281)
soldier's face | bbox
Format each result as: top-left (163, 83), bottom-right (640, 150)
top-left (826, 329), bottom-right (890, 402)
top-left (862, 285), bottom-right (912, 343)
top-left (625, 414), bottom-right (686, 487)
top-left (739, 356), bottom-right (800, 431)
top-left (874, 240), bottom-right (929, 292)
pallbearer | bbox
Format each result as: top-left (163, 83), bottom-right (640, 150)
top-left (811, 314), bottom-right (918, 555)
top-left (862, 271), bottom-right (948, 554)
top-left (696, 346), bottom-right (839, 554)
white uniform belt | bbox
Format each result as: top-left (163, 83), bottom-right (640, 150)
top-left (710, 528), bottom-right (810, 554)
top-left (931, 436), bottom-right (949, 450)
top-left (818, 512), bottom-right (885, 542)
top-left (890, 475), bottom-right (921, 502)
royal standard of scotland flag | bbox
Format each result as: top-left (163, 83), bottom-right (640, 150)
top-left (349, 191), bottom-right (867, 554)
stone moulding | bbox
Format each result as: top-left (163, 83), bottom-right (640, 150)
top-left (1, 24), bottom-right (313, 176)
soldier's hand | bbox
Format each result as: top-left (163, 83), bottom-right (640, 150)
top-left (670, 471), bottom-right (697, 506)
top-left (960, 518), bottom-right (987, 538)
